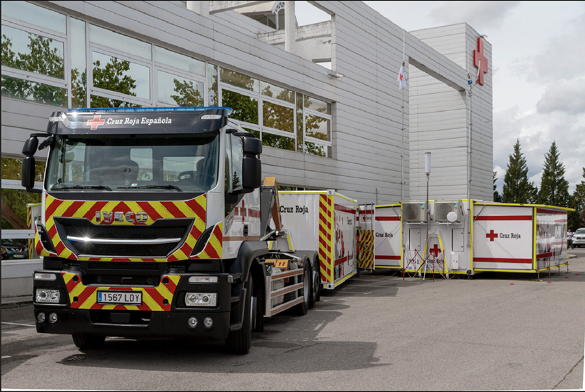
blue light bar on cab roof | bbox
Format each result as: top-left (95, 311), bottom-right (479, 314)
top-left (68, 106), bottom-right (233, 115)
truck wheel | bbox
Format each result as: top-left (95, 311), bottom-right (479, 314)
top-left (72, 333), bottom-right (105, 350)
top-left (226, 276), bottom-right (253, 354)
top-left (294, 263), bottom-right (310, 316)
top-left (313, 255), bottom-right (321, 304)
top-left (253, 273), bottom-right (264, 333)
top-left (309, 266), bottom-right (321, 309)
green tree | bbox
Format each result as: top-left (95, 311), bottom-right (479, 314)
top-left (90, 57), bottom-right (139, 108)
top-left (2, 157), bottom-right (45, 182)
top-left (1, 33), bottom-right (67, 106)
top-left (220, 69), bottom-right (258, 124)
top-left (232, 170), bottom-right (241, 189)
top-left (71, 66), bottom-right (86, 108)
top-left (493, 169), bottom-right (503, 202)
top-left (538, 141), bottom-right (570, 207)
top-left (502, 139), bottom-right (537, 203)
top-left (568, 168), bottom-right (585, 230)
top-left (303, 96), bottom-right (329, 157)
top-left (171, 79), bottom-right (204, 107)
top-left (1, 158), bottom-right (45, 230)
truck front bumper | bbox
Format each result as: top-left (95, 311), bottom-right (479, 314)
top-left (33, 271), bottom-right (244, 341)
top-left (33, 307), bottom-right (231, 340)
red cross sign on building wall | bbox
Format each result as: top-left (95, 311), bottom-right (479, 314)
top-left (474, 37), bottom-right (488, 86)
top-left (86, 115), bottom-right (105, 130)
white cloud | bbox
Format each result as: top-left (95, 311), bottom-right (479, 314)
top-left (430, 1), bottom-right (520, 31)
top-left (493, 164), bottom-right (506, 193)
top-left (536, 78), bottom-right (585, 115)
top-left (529, 170), bottom-right (543, 188)
top-left (531, 13), bottom-right (585, 83)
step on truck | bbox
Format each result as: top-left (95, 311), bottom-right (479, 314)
top-left (21, 106), bottom-right (322, 354)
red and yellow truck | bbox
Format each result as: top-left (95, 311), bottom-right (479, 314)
top-left (22, 107), bottom-right (328, 354)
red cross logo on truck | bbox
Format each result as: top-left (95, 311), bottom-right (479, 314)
top-left (474, 37), bottom-right (488, 86)
top-left (86, 115), bottom-right (105, 130)
top-left (429, 244), bottom-right (442, 258)
top-left (486, 230), bottom-right (498, 241)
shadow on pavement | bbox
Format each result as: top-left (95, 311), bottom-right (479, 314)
top-left (53, 294), bottom-right (389, 374)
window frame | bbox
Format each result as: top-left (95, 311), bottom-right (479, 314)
top-left (219, 72), bottom-right (299, 152)
top-left (1, 15), bottom-right (69, 99)
top-left (303, 105), bottom-right (332, 155)
top-left (154, 61), bottom-right (207, 107)
top-left (87, 42), bottom-right (154, 106)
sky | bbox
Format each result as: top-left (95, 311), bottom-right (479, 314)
top-left (295, 1), bottom-right (585, 194)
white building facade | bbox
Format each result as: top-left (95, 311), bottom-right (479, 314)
top-left (1, 0), bottom-right (493, 204)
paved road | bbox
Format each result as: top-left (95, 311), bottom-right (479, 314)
top-left (2, 250), bottom-right (584, 390)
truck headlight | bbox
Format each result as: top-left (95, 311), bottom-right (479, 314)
top-left (36, 289), bottom-right (60, 303)
top-left (185, 293), bottom-right (217, 307)
top-left (34, 273), bottom-right (56, 281)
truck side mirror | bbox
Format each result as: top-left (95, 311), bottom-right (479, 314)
top-left (243, 137), bottom-right (262, 155)
top-left (22, 156), bottom-right (36, 189)
top-left (22, 137), bottom-right (38, 156)
top-left (242, 155), bottom-right (261, 190)
top-left (241, 136), bottom-right (261, 191)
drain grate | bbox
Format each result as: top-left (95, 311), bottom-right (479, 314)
top-left (65, 355), bottom-right (85, 362)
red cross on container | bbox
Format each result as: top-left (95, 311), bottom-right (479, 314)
top-left (474, 37), bottom-right (488, 86)
top-left (86, 115), bottom-right (105, 130)
top-left (429, 244), bottom-right (441, 258)
top-left (486, 230), bottom-right (498, 241)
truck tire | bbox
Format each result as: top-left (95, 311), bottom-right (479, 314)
top-left (294, 263), bottom-right (310, 316)
top-left (226, 276), bottom-right (253, 354)
top-left (72, 333), bottom-right (105, 350)
top-left (252, 273), bottom-right (264, 333)
top-left (313, 255), bottom-right (321, 305)
top-left (308, 258), bottom-right (318, 309)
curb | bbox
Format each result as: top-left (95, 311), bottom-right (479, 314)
top-left (1, 296), bottom-right (33, 309)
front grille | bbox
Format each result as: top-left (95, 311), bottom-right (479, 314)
top-left (84, 274), bottom-right (160, 286)
top-left (64, 225), bottom-right (187, 240)
top-left (54, 217), bottom-right (194, 257)
top-left (74, 242), bottom-right (179, 257)
top-left (80, 261), bottom-right (167, 287)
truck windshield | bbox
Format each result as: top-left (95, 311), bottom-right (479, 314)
top-left (45, 132), bottom-right (219, 193)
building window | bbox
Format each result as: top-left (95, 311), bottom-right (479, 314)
top-left (220, 68), bottom-right (259, 92)
top-left (303, 96), bottom-right (332, 157)
top-left (91, 51), bottom-right (150, 100)
top-left (218, 67), bottom-right (332, 158)
top-left (222, 89), bottom-right (259, 124)
top-left (154, 46), bottom-right (206, 107)
top-left (2, 1), bottom-right (66, 34)
top-left (89, 24), bottom-right (151, 60)
top-left (1, 2), bottom-right (67, 107)
top-left (157, 70), bottom-right (204, 106)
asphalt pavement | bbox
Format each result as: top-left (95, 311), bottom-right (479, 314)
top-left (2, 249), bottom-right (584, 390)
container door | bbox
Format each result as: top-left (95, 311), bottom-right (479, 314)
top-left (332, 194), bottom-right (357, 287)
top-left (374, 206), bottom-right (402, 268)
top-left (358, 204), bottom-right (374, 270)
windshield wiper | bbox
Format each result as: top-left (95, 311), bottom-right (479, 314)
top-left (53, 184), bottom-right (112, 191)
top-left (117, 185), bottom-right (183, 192)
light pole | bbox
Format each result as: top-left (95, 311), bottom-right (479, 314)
top-left (425, 152), bottom-right (431, 236)
top-left (423, 152), bottom-right (431, 279)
